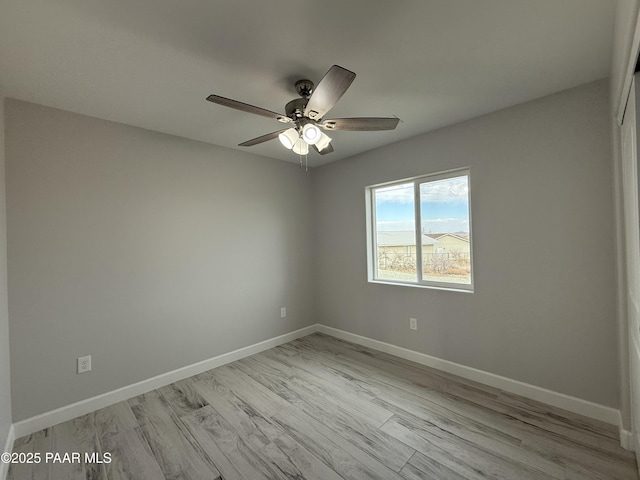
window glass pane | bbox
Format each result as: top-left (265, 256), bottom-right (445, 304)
top-left (420, 175), bottom-right (471, 285)
top-left (374, 183), bottom-right (417, 282)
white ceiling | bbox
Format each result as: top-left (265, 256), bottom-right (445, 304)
top-left (0, 0), bottom-right (615, 167)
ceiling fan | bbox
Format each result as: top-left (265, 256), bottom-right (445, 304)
top-left (206, 65), bottom-right (400, 157)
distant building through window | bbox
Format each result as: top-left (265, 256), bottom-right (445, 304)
top-left (366, 169), bottom-right (473, 291)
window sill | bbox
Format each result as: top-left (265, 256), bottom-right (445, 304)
top-left (368, 279), bottom-right (474, 293)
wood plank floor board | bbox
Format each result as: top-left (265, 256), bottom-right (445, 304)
top-left (270, 341), bottom-right (526, 441)
top-left (94, 402), bottom-right (139, 442)
top-left (303, 333), bottom-right (623, 447)
top-left (498, 383), bottom-right (620, 438)
top-left (564, 463), bottom-right (626, 480)
top-left (8, 333), bottom-right (637, 480)
top-left (232, 352), bottom-right (414, 471)
top-left (297, 335), bottom-right (638, 478)
top-left (46, 414), bottom-right (107, 480)
top-left (289, 337), bottom-right (516, 425)
top-left (376, 396), bottom-right (566, 479)
top-left (100, 427), bottom-right (166, 480)
top-left (128, 391), bottom-right (222, 480)
top-left (195, 378), bottom-right (344, 480)
top-left (262, 345), bottom-right (386, 407)
top-left (497, 390), bottom-right (621, 442)
top-left (181, 405), bottom-right (283, 480)
top-left (478, 393), bottom-right (629, 457)
top-left (267, 428), bottom-right (346, 480)
top-left (298, 331), bottom-right (617, 452)
top-left (12, 429), bottom-right (51, 450)
top-left (400, 451), bottom-right (469, 480)
top-left (303, 335), bottom-right (633, 458)
top-left (217, 353), bottom-right (415, 473)
top-left (195, 380), bottom-right (279, 452)
top-left (299, 334), bottom-right (505, 400)
top-left (272, 405), bottom-right (407, 480)
top-left (295, 335), bottom-right (629, 460)
top-left (291, 335), bottom-right (637, 479)
top-left (232, 359), bottom-right (416, 475)
top-left (201, 364), bottom-right (287, 418)
top-left (157, 377), bottom-right (209, 418)
top-left (254, 349), bottom-right (417, 472)
top-left (288, 338), bottom-right (526, 447)
top-left (240, 352), bottom-right (394, 427)
top-left (387, 418), bottom-right (562, 480)
top-left (276, 341), bottom-right (529, 464)
top-left (520, 432), bottom-right (640, 480)
top-left (230, 356), bottom-right (315, 409)
top-left (7, 428), bottom-right (52, 480)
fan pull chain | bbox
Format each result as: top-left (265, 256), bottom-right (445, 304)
top-left (299, 153), bottom-right (309, 174)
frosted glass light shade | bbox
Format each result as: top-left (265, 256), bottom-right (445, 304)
top-left (302, 124), bottom-right (321, 145)
top-left (315, 132), bottom-right (332, 152)
top-left (278, 128), bottom-right (299, 149)
top-left (292, 138), bottom-right (309, 155)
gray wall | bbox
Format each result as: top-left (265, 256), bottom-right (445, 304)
top-left (312, 79), bottom-right (619, 407)
top-left (0, 97), bottom-right (12, 446)
top-left (5, 99), bottom-right (314, 421)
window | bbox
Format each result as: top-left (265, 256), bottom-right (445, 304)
top-left (366, 169), bottom-right (473, 291)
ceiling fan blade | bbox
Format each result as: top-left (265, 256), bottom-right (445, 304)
top-left (238, 129), bottom-right (288, 147)
top-left (304, 65), bottom-right (356, 120)
top-left (312, 143), bottom-right (334, 155)
top-left (320, 117), bottom-right (400, 131)
top-left (206, 94), bottom-right (291, 123)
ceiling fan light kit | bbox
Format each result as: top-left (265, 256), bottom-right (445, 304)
top-left (206, 65), bottom-right (401, 160)
top-left (279, 124), bottom-right (328, 154)
top-left (278, 128), bottom-right (299, 150)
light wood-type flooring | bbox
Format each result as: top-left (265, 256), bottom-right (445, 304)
top-left (8, 333), bottom-right (639, 479)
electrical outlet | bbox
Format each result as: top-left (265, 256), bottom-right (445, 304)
top-left (281, 307), bottom-right (287, 318)
top-left (409, 317), bottom-right (417, 330)
top-left (77, 355), bottom-right (92, 374)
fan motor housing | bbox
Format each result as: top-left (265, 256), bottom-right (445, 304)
top-left (285, 97), bottom-right (308, 120)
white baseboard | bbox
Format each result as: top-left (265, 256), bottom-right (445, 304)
top-left (10, 323), bottom-right (627, 451)
top-left (618, 410), bottom-right (636, 452)
top-left (316, 325), bottom-right (621, 427)
top-left (0, 424), bottom-right (15, 480)
top-left (620, 427), bottom-right (635, 451)
top-left (12, 324), bottom-right (319, 439)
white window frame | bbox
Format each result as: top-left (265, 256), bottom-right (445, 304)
top-left (366, 167), bottom-right (474, 292)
